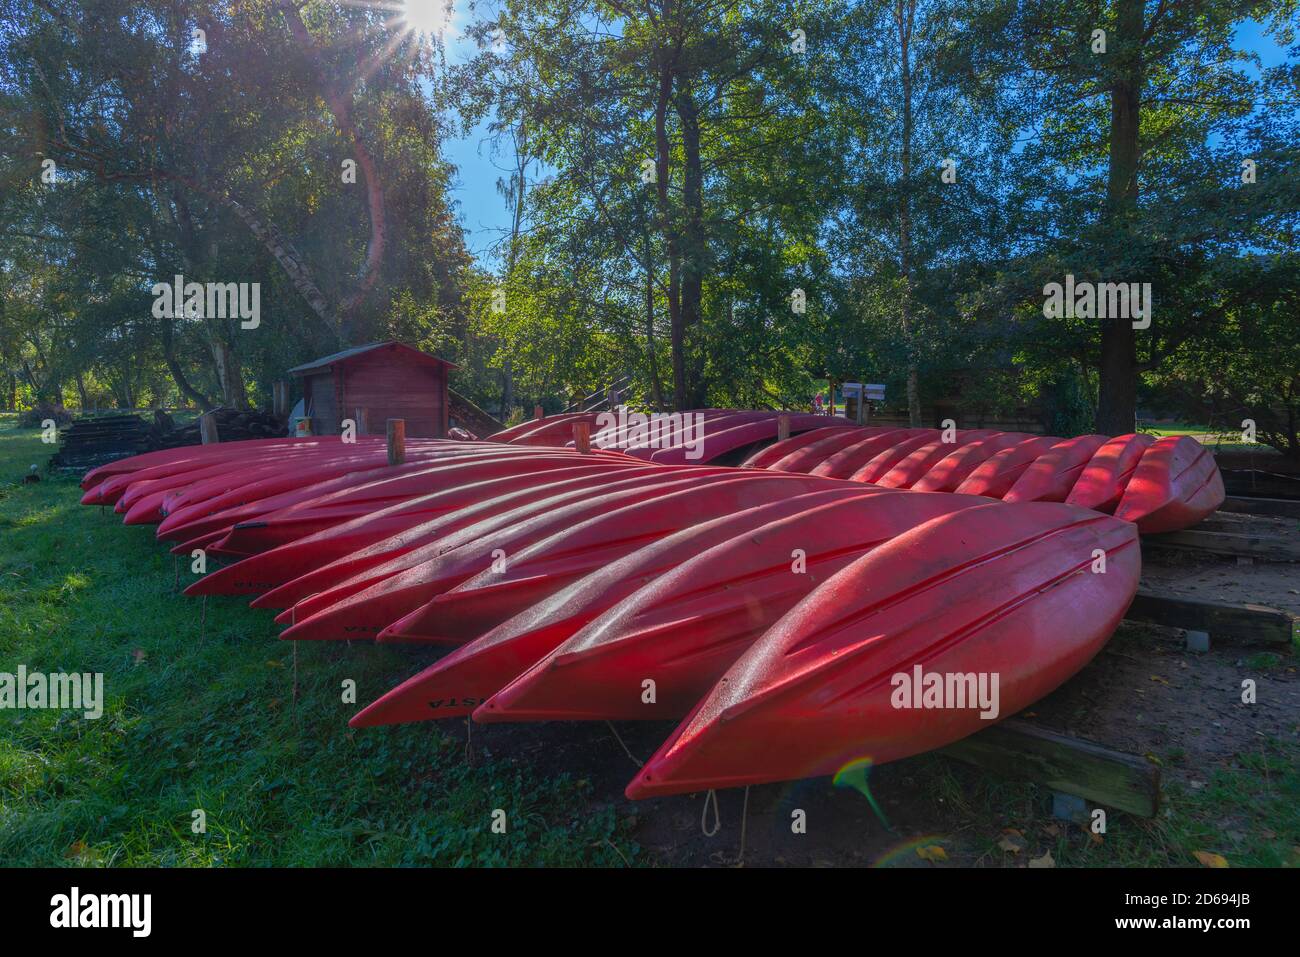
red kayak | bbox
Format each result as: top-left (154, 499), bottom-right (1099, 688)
top-left (254, 464), bottom-right (676, 611)
top-left (277, 468), bottom-right (745, 641)
top-left (377, 471), bottom-right (864, 644)
top-left (1003, 433), bottom-right (1110, 503)
top-left (624, 502), bottom-right (1141, 799)
top-left (909, 432), bottom-right (1029, 492)
top-left (347, 488), bottom-right (896, 727)
top-left (1065, 433), bottom-right (1155, 512)
top-left (153, 446), bottom-right (488, 540)
top-left (809, 429), bottom-right (925, 479)
top-left (953, 435), bottom-right (1063, 498)
top-left (764, 427), bottom-right (873, 473)
top-left (186, 461), bottom-right (641, 597)
top-left (741, 426), bottom-right (865, 469)
top-left (201, 451), bottom-right (637, 556)
top-left (1113, 436), bottom-right (1224, 533)
top-left (873, 431), bottom-right (1001, 489)
top-left (477, 490), bottom-right (990, 724)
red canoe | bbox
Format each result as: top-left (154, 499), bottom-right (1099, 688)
top-left (1002, 433), bottom-right (1110, 503)
top-left (477, 490), bottom-right (990, 724)
top-left (1113, 436), bottom-right (1224, 533)
top-left (347, 488), bottom-right (896, 727)
top-left (254, 464), bottom-right (676, 611)
top-left (277, 468), bottom-right (745, 641)
top-left (1064, 433), bottom-right (1155, 512)
top-left (624, 502), bottom-right (1141, 799)
top-left (952, 435), bottom-right (1063, 498)
top-left (910, 432), bottom-right (1030, 492)
top-left (377, 471), bottom-right (865, 645)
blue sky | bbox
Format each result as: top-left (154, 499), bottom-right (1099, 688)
top-left (428, 6), bottom-right (1294, 272)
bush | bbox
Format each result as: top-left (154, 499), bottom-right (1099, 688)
top-left (16, 402), bottom-right (72, 429)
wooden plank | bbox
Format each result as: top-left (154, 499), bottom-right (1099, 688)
top-left (1126, 589), bottom-right (1296, 645)
top-left (1143, 528), bottom-right (1300, 562)
top-left (1219, 496), bottom-right (1300, 520)
top-left (573, 421), bottom-right (591, 453)
top-left (386, 418), bottom-right (406, 466)
top-left (198, 413), bottom-right (220, 445)
top-left (940, 719), bottom-right (1160, 817)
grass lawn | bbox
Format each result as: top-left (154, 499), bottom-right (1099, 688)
top-left (1, 413), bottom-right (1294, 868)
top-left (0, 415), bottom-right (636, 866)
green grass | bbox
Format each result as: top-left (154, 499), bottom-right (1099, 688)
top-left (1140, 421), bottom-right (1278, 455)
top-left (0, 415), bottom-right (637, 866)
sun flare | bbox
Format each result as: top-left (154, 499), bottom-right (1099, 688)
top-left (401, 0), bottom-right (451, 39)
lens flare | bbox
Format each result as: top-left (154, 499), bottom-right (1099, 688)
top-left (401, 0), bottom-right (450, 38)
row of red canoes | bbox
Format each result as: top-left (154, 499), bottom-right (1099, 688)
top-left (76, 414), bottom-right (1220, 798)
top-left (492, 414), bottom-right (1224, 534)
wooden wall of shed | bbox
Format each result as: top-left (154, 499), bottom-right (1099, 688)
top-left (303, 371), bottom-right (340, 434)
top-left (340, 350), bottom-right (447, 437)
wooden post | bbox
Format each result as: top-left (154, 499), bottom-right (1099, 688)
top-left (533, 405), bottom-right (544, 422)
top-left (573, 421), bottom-right (591, 453)
top-left (199, 412), bottom-right (220, 445)
top-left (387, 418), bottom-right (406, 465)
top-left (777, 413), bottom-right (790, 442)
top-left (273, 381), bottom-right (289, 419)
top-left (354, 407), bottom-right (368, 436)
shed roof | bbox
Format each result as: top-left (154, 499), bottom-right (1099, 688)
top-left (288, 341), bottom-right (458, 376)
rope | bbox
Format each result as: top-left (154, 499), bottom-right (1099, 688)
top-left (605, 721), bottom-right (644, 767)
top-left (701, 789), bottom-right (721, 837)
top-left (736, 786), bottom-right (750, 867)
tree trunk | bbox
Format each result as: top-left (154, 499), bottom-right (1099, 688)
top-left (676, 84), bottom-right (706, 409)
top-left (1096, 0), bottom-right (1144, 435)
top-left (644, 223), bottom-right (666, 411)
top-left (896, 0), bottom-right (922, 427)
top-left (653, 58), bottom-right (686, 410)
top-left (282, 3), bottom-right (386, 343)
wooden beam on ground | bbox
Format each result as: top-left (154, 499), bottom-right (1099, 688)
top-left (386, 418), bottom-right (405, 465)
top-left (939, 719), bottom-right (1160, 818)
top-left (1126, 588), bottom-right (1297, 645)
top-left (1143, 528), bottom-right (1300, 562)
top-left (1219, 496), bottom-right (1300, 520)
top-left (534, 405), bottom-right (544, 422)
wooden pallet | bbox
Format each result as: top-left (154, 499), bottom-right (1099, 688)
top-left (1126, 588), bottom-right (1297, 645)
top-left (1219, 496), bottom-right (1300, 520)
top-left (1143, 527), bottom-right (1300, 562)
top-left (940, 719), bottom-right (1160, 818)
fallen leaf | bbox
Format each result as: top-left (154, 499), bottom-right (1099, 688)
top-left (1193, 851), bottom-right (1228, 868)
top-left (916, 844), bottom-right (947, 862)
top-left (1028, 850), bottom-right (1055, 868)
top-left (1149, 675), bottom-right (1169, 684)
top-left (997, 830), bottom-right (1027, 854)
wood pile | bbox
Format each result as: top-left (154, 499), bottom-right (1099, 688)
top-left (49, 408), bottom-right (287, 470)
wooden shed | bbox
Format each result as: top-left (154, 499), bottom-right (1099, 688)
top-left (288, 341), bottom-right (456, 438)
